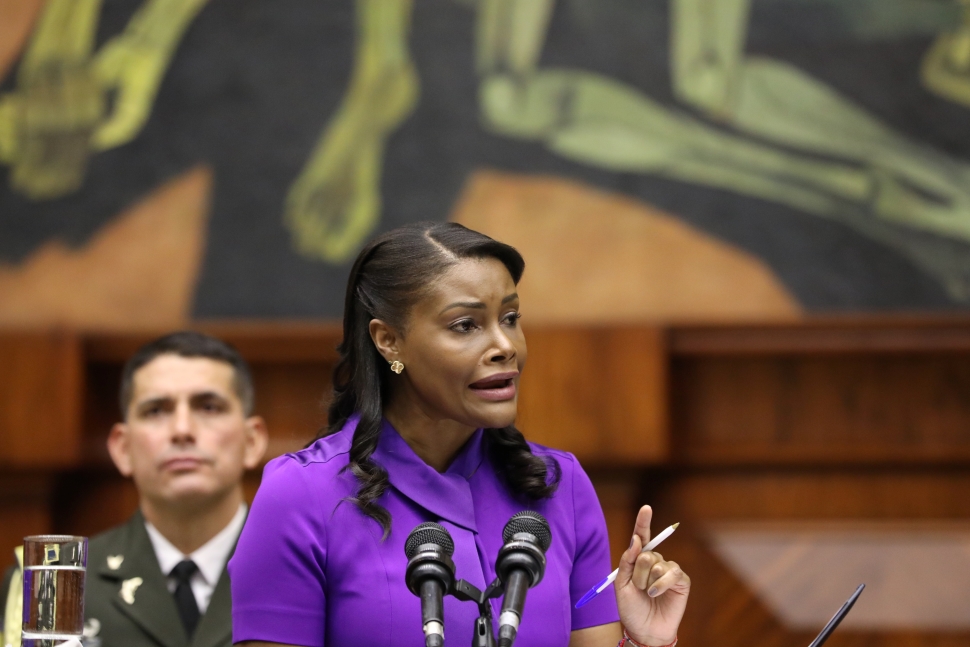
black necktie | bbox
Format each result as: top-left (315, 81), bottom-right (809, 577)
top-left (170, 560), bottom-right (201, 638)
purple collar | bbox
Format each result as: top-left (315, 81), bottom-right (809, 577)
top-left (373, 419), bottom-right (485, 532)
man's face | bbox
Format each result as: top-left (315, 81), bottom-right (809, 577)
top-left (107, 354), bottom-right (267, 510)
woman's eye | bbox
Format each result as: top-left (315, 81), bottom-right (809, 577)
top-left (502, 312), bottom-right (522, 326)
top-left (450, 319), bottom-right (476, 333)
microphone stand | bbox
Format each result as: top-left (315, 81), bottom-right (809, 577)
top-left (451, 578), bottom-right (504, 647)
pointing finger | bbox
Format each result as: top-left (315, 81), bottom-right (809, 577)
top-left (633, 505), bottom-right (653, 548)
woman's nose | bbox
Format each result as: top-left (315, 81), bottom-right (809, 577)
top-left (489, 328), bottom-right (517, 362)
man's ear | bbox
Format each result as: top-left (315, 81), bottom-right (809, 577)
top-left (243, 416), bottom-right (269, 470)
top-left (369, 318), bottom-right (402, 363)
top-left (107, 423), bottom-right (134, 477)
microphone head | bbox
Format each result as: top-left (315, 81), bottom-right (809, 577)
top-left (405, 522), bottom-right (455, 559)
top-left (503, 511), bottom-right (552, 552)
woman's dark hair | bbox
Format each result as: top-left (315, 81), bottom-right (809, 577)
top-left (317, 221), bottom-right (560, 535)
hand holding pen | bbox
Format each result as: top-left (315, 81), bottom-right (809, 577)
top-left (576, 521), bottom-right (680, 608)
top-left (611, 505), bottom-right (691, 647)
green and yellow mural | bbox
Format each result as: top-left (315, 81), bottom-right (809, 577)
top-left (2, 0), bottom-right (970, 326)
top-left (0, 0), bottom-right (207, 199)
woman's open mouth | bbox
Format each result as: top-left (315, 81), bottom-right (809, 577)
top-left (469, 372), bottom-right (518, 401)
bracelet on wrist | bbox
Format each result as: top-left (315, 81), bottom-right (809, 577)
top-left (619, 629), bottom-right (677, 647)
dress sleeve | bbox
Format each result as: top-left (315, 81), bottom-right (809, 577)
top-left (229, 456), bottom-right (328, 647)
top-left (567, 455), bottom-right (621, 630)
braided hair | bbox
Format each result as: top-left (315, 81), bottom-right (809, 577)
top-left (316, 222), bottom-right (560, 536)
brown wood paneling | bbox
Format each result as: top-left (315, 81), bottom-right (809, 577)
top-left (661, 521), bottom-right (970, 647)
top-left (671, 332), bottom-right (970, 466)
top-left (214, 323), bottom-right (342, 363)
top-left (0, 472), bottom-right (54, 567)
top-left (52, 469), bottom-right (139, 538)
top-left (3, 319), bottom-right (970, 646)
top-left (82, 322), bottom-right (342, 363)
top-left (586, 469), bottom-right (644, 567)
top-left (0, 331), bottom-right (83, 467)
top-left (517, 326), bottom-right (668, 465)
top-left (670, 317), bottom-right (970, 355)
top-left (82, 361), bottom-right (122, 464)
top-left (80, 324), bottom-right (342, 464)
top-left (648, 468), bottom-right (970, 647)
top-left (252, 361), bottom-right (332, 458)
top-left (672, 525), bottom-right (792, 647)
top-left (659, 468), bottom-right (970, 521)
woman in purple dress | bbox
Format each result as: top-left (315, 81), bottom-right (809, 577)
top-left (229, 222), bottom-right (690, 647)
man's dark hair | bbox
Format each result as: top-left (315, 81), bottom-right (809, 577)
top-left (119, 331), bottom-right (255, 417)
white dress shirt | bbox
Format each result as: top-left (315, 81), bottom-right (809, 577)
top-left (145, 503), bottom-right (247, 614)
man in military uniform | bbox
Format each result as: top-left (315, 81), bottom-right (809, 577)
top-left (4, 331), bottom-right (268, 647)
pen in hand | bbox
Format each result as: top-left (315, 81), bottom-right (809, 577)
top-left (575, 522), bottom-right (680, 609)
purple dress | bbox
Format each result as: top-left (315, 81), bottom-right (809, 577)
top-left (229, 417), bottom-right (619, 647)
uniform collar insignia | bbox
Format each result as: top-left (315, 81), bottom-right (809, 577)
top-left (106, 555), bottom-right (124, 570)
top-left (83, 617), bottom-right (101, 638)
top-left (119, 577), bottom-right (143, 605)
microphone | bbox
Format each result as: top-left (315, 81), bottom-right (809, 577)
top-left (495, 511), bottom-right (552, 647)
top-left (405, 522), bottom-right (456, 647)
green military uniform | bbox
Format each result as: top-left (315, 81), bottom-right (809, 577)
top-left (84, 511), bottom-right (234, 647)
top-left (3, 513), bottom-right (235, 647)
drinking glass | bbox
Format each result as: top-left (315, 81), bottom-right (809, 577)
top-left (21, 535), bottom-right (87, 647)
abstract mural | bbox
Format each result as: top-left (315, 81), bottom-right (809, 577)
top-left (2, 0), bottom-right (970, 326)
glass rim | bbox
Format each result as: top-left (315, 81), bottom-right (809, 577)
top-left (23, 535), bottom-right (87, 543)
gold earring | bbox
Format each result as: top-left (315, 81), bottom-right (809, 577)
top-left (389, 360), bottom-right (404, 374)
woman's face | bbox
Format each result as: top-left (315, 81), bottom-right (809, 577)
top-left (391, 257), bottom-right (527, 430)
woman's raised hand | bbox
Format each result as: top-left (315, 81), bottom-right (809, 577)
top-left (614, 505), bottom-right (690, 647)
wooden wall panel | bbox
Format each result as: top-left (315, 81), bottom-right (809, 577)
top-left (52, 469), bottom-right (139, 539)
top-left (251, 362), bottom-right (331, 458)
top-left (0, 332), bottom-right (82, 467)
top-left (656, 468), bottom-right (970, 523)
top-left (81, 323), bottom-right (342, 365)
top-left (66, 332), bottom-right (338, 539)
top-left (647, 469), bottom-right (970, 647)
top-left (669, 319), bottom-right (970, 355)
top-left (667, 525), bottom-right (792, 647)
top-left (518, 327), bottom-right (667, 465)
top-left (586, 469), bottom-right (644, 566)
top-left (657, 515), bottom-right (970, 647)
top-left (671, 354), bottom-right (970, 465)
top-left (0, 473), bottom-right (53, 567)
top-left (82, 362), bottom-right (121, 464)
top-left (2, 320), bottom-right (970, 646)
top-left (80, 325), bottom-right (342, 463)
